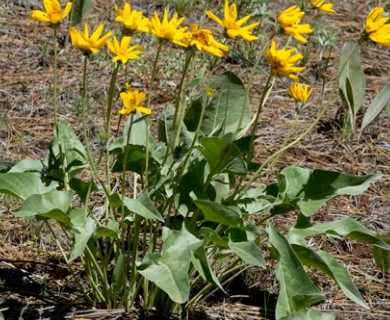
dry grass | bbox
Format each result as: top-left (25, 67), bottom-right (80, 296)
top-left (0, 0), bottom-right (389, 319)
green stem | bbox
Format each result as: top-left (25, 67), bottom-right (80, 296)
top-left (247, 73), bottom-right (275, 163)
top-left (235, 38), bottom-right (273, 138)
top-left (106, 63), bottom-right (120, 137)
top-left (81, 56), bottom-right (111, 199)
top-left (103, 63), bottom-right (120, 220)
top-left (144, 42), bottom-right (163, 186)
top-left (52, 27), bottom-right (69, 190)
top-left (173, 50), bottom-right (196, 150)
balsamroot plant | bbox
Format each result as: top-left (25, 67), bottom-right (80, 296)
top-left (1, 1), bottom-right (389, 319)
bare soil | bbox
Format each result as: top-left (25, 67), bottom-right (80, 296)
top-left (0, 0), bottom-right (389, 319)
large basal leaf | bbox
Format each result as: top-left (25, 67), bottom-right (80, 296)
top-left (198, 133), bottom-right (247, 177)
top-left (291, 245), bottom-right (368, 309)
top-left (373, 237), bottom-right (390, 273)
top-left (184, 71), bottom-right (250, 135)
top-left (194, 199), bottom-right (244, 228)
top-left (112, 144), bottom-right (157, 175)
top-left (158, 102), bottom-right (194, 152)
top-left (280, 308), bottom-right (335, 320)
top-left (338, 41), bottom-right (365, 127)
top-left (46, 119), bottom-right (88, 180)
top-left (277, 166), bottom-right (380, 216)
top-left (228, 228), bottom-right (265, 267)
top-left (120, 189), bottom-right (163, 222)
top-left (9, 158), bottom-right (43, 173)
top-left (137, 223), bottom-right (203, 304)
top-left (191, 246), bottom-right (225, 292)
top-left (110, 113), bottom-right (156, 149)
top-left (94, 220), bottom-right (120, 239)
top-left (70, 215), bottom-right (97, 261)
top-left (0, 172), bottom-right (58, 200)
top-left (290, 217), bottom-right (390, 251)
top-left (13, 189), bottom-right (72, 226)
top-left (268, 225), bottom-right (324, 319)
top-left (360, 80), bottom-right (390, 134)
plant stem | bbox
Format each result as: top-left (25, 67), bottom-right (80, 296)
top-left (247, 73), bottom-right (275, 163)
top-left (173, 50), bottom-right (196, 150)
top-left (144, 42), bottom-right (164, 186)
top-left (52, 27), bottom-right (69, 190)
top-left (80, 56), bottom-right (111, 199)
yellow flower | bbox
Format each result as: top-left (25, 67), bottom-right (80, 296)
top-left (119, 87), bottom-right (151, 115)
top-left (277, 6), bottom-right (313, 43)
top-left (29, 0), bottom-right (72, 26)
top-left (206, 87), bottom-right (216, 96)
top-left (70, 24), bottom-right (113, 55)
top-left (206, 0), bottom-right (259, 41)
top-left (364, 7), bottom-right (390, 46)
top-left (182, 24), bottom-right (229, 57)
top-left (115, 3), bottom-right (151, 35)
top-left (150, 8), bottom-right (189, 46)
top-left (288, 83), bottom-right (312, 103)
top-left (266, 40), bottom-right (306, 82)
top-left (107, 35), bottom-right (143, 64)
top-left (310, 0), bottom-right (335, 13)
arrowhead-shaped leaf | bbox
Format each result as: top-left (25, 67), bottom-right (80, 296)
top-left (268, 225), bottom-right (324, 319)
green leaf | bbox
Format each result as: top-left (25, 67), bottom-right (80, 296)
top-left (9, 158), bottom-right (43, 173)
top-left (290, 217), bottom-right (390, 251)
top-left (184, 71), bottom-right (250, 135)
top-left (158, 103), bottom-right (193, 153)
top-left (122, 189), bottom-right (163, 222)
top-left (137, 223), bottom-right (203, 304)
top-left (278, 166), bottom-right (380, 216)
top-left (112, 144), bottom-right (156, 175)
top-left (291, 245), bottom-right (368, 309)
top-left (338, 41), bottom-right (365, 130)
top-left (94, 220), bottom-right (120, 239)
top-left (191, 246), bottom-right (225, 292)
top-left (228, 229), bottom-right (265, 267)
top-left (70, 216), bottom-right (96, 261)
top-left (268, 225), bottom-right (324, 319)
top-left (13, 189), bottom-right (72, 226)
top-left (194, 199), bottom-right (244, 228)
top-left (238, 184), bottom-right (277, 215)
top-left (360, 80), bottom-right (390, 134)
top-left (70, 0), bottom-right (93, 26)
top-left (280, 308), bottom-right (335, 320)
top-left (198, 133), bottom-right (247, 176)
top-left (373, 238), bottom-right (390, 273)
top-left (46, 119), bottom-right (88, 181)
top-left (0, 172), bottom-right (58, 200)
top-left (69, 177), bottom-right (98, 202)
top-left (111, 253), bottom-right (125, 295)
top-left (199, 227), bottom-right (229, 248)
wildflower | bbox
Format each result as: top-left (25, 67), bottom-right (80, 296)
top-left (107, 35), bottom-right (143, 64)
top-left (266, 40), bottom-right (306, 82)
top-left (150, 8), bottom-right (189, 46)
top-left (115, 3), bottom-right (151, 35)
top-left (288, 83), bottom-right (312, 103)
top-left (183, 24), bottom-right (229, 57)
top-left (206, 0), bottom-right (259, 41)
top-left (277, 6), bottom-right (313, 43)
top-left (310, 0), bottom-right (335, 13)
top-left (29, 0), bottom-right (72, 26)
top-left (206, 87), bottom-right (216, 96)
top-left (119, 87), bottom-right (151, 115)
top-left (70, 24), bottom-right (113, 55)
top-left (364, 7), bottom-right (390, 46)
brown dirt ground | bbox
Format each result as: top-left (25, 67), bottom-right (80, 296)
top-left (0, 0), bottom-right (389, 319)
